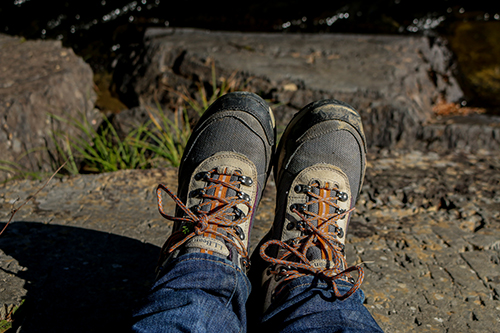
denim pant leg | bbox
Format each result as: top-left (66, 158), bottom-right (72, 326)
top-left (132, 253), bottom-right (251, 333)
top-left (259, 277), bottom-right (384, 333)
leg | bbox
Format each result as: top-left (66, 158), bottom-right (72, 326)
top-left (132, 92), bottom-right (275, 332)
top-left (132, 253), bottom-right (250, 332)
top-left (260, 278), bottom-right (381, 332)
top-left (249, 99), bottom-right (383, 332)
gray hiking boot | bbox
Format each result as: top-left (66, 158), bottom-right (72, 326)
top-left (255, 99), bottom-right (367, 312)
top-left (156, 91), bottom-right (275, 274)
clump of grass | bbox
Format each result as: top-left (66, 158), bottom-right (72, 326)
top-left (50, 112), bottom-right (153, 175)
top-left (139, 103), bottom-right (192, 168)
top-left (0, 160), bottom-right (46, 183)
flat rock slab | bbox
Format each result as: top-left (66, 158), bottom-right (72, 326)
top-left (142, 28), bottom-right (437, 95)
top-left (114, 28), bottom-right (500, 152)
top-left (136, 28), bottom-right (460, 106)
top-left (1, 149), bottom-right (499, 332)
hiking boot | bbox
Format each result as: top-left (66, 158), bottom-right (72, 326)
top-left (255, 99), bottom-right (367, 312)
top-left (156, 91), bottom-right (275, 274)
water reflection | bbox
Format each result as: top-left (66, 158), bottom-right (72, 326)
top-left (3, 0), bottom-right (498, 41)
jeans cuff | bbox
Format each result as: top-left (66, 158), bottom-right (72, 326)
top-left (157, 252), bottom-right (245, 279)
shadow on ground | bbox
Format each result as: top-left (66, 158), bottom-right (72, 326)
top-left (0, 222), bottom-right (159, 332)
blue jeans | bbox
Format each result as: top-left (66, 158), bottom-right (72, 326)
top-left (132, 253), bottom-right (383, 332)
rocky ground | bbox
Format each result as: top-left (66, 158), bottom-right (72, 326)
top-left (1, 28), bottom-right (500, 332)
top-left (353, 149), bottom-right (500, 332)
top-left (1, 148), bottom-right (499, 332)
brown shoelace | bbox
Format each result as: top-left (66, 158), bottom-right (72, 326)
top-left (156, 168), bottom-right (253, 268)
top-left (260, 183), bottom-right (364, 299)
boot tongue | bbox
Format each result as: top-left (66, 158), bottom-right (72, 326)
top-left (306, 247), bottom-right (328, 267)
top-left (303, 185), bottom-right (340, 268)
top-left (307, 185), bottom-right (339, 226)
top-left (199, 172), bottom-right (240, 217)
top-left (184, 172), bottom-right (240, 258)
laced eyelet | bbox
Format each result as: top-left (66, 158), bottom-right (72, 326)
top-left (238, 191), bottom-right (251, 201)
top-left (296, 221), bottom-right (311, 232)
top-left (338, 192), bottom-right (349, 202)
top-left (190, 188), bottom-right (206, 198)
top-left (240, 257), bottom-right (250, 269)
top-left (290, 203), bottom-right (306, 212)
top-left (233, 207), bottom-right (246, 220)
top-left (233, 225), bottom-right (245, 240)
top-left (239, 175), bottom-right (253, 186)
top-left (195, 171), bottom-right (211, 181)
top-left (294, 184), bottom-right (311, 193)
top-left (336, 208), bottom-right (346, 215)
top-left (337, 227), bottom-right (344, 238)
top-left (275, 266), bottom-right (289, 281)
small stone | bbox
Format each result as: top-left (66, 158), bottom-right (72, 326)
top-left (459, 214), bottom-right (484, 232)
top-left (283, 83), bottom-right (298, 91)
